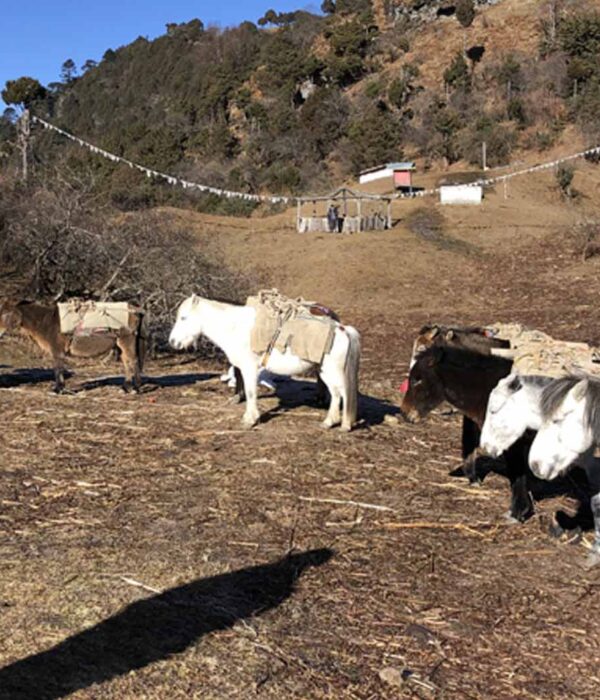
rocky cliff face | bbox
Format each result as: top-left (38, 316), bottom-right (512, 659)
top-left (392, 0), bottom-right (503, 24)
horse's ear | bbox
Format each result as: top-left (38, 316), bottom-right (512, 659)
top-left (445, 329), bottom-right (455, 341)
top-left (429, 326), bottom-right (440, 339)
top-left (508, 374), bottom-right (522, 392)
top-left (571, 378), bottom-right (589, 402)
top-left (191, 294), bottom-right (200, 306)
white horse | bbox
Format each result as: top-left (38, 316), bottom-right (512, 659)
top-left (528, 375), bottom-right (600, 563)
top-left (528, 376), bottom-right (600, 479)
top-left (480, 373), bottom-right (553, 457)
top-left (169, 294), bottom-right (360, 430)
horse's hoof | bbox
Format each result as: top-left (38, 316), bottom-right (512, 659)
top-left (242, 417), bottom-right (258, 429)
top-left (229, 394), bottom-right (243, 405)
top-left (583, 551), bottom-right (600, 569)
top-left (340, 423), bottom-right (352, 433)
top-left (320, 420), bottom-right (335, 430)
top-left (548, 520), bottom-right (565, 539)
top-left (468, 478), bottom-right (483, 488)
top-left (502, 511), bottom-right (520, 525)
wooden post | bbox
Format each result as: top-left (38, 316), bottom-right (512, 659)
top-left (17, 109), bottom-right (31, 182)
top-left (482, 141), bottom-right (487, 172)
top-left (296, 199), bottom-right (301, 232)
top-left (387, 200), bottom-right (392, 229)
top-left (357, 197), bottom-right (362, 231)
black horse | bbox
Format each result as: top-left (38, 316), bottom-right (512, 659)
top-left (406, 324), bottom-right (511, 473)
top-left (400, 344), bottom-right (534, 522)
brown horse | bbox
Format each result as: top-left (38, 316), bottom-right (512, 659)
top-left (0, 300), bottom-right (146, 393)
top-left (400, 344), bottom-right (535, 522)
top-left (404, 324), bottom-right (510, 472)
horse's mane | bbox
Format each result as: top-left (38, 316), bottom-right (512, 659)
top-left (417, 324), bottom-right (510, 350)
top-left (418, 323), bottom-right (486, 335)
top-left (541, 375), bottom-right (600, 435)
top-left (209, 295), bottom-right (245, 306)
top-left (520, 375), bottom-right (555, 389)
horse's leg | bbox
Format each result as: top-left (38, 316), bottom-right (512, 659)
top-left (53, 353), bottom-right (67, 393)
top-left (504, 435), bottom-right (535, 522)
top-left (462, 417), bottom-right (480, 458)
top-left (232, 366), bottom-right (246, 404)
top-left (585, 492), bottom-right (600, 567)
top-left (116, 332), bottom-right (140, 393)
top-left (315, 376), bottom-right (329, 407)
top-left (239, 363), bottom-right (260, 428)
top-left (321, 374), bottom-right (342, 429)
top-left (456, 418), bottom-right (483, 483)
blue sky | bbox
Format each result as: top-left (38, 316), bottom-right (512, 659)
top-left (2, 1), bottom-right (318, 108)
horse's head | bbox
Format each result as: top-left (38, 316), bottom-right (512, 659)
top-left (529, 377), bottom-right (595, 480)
top-left (169, 294), bottom-right (203, 350)
top-left (480, 373), bottom-right (528, 457)
top-left (400, 345), bottom-right (445, 423)
top-left (0, 299), bottom-right (23, 336)
top-left (409, 324), bottom-right (504, 370)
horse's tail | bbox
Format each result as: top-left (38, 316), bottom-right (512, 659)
top-left (135, 312), bottom-right (147, 373)
top-left (342, 325), bottom-right (361, 429)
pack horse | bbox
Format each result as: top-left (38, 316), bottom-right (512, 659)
top-left (169, 293), bottom-right (361, 430)
top-left (0, 299), bottom-right (146, 393)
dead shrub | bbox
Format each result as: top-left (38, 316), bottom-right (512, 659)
top-left (0, 174), bottom-right (255, 353)
top-left (571, 220), bottom-right (600, 260)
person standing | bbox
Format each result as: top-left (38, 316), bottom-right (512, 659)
top-left (327, 204), bottom-right (339, 233)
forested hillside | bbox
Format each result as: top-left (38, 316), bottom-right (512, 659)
top-left (2, 0), bottom-right (600, 212)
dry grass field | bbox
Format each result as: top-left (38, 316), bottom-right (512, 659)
top-left (2, 163), bottom-right (600, 698)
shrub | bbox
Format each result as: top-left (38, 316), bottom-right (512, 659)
top-left (570, 220), bottom-right (600, 260)
top-left (556, 163), bottom-right (574, 196)
top-left (507, 97), bottom-right (528, 126)
top-left (456, 0), bottom-right (476, 28)
top-left (459, 116), bottom-right (516, 167)
top-left (444, 52), bottom-right (470, 91)
top-left (0, 176), bottom-right (255, 351)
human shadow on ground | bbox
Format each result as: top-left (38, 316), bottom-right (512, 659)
top-left (0, 548), bottom-right (333, 700)
top-left (0, 368), bottom-right (69, 389)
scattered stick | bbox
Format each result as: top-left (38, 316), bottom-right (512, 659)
top-left (116, 575), bottom-right (162, 594)
top-left (382, 521), bottom-right (495, 538)
top-left (297, 496), bottom-right (396, 513)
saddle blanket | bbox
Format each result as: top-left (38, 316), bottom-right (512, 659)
top-left (246, 290), bottom-right (336, 365)
top-left (58, 300), bottom-right (137, 335)
top-left (487, 323), bottom-right (600, 378)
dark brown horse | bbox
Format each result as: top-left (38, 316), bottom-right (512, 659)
top-left (405, 324), bottom-right (510, 471)
top-left (0, 300), bottom-right (146, 393)
top-left (400, 344), bottom-right (534, 522)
